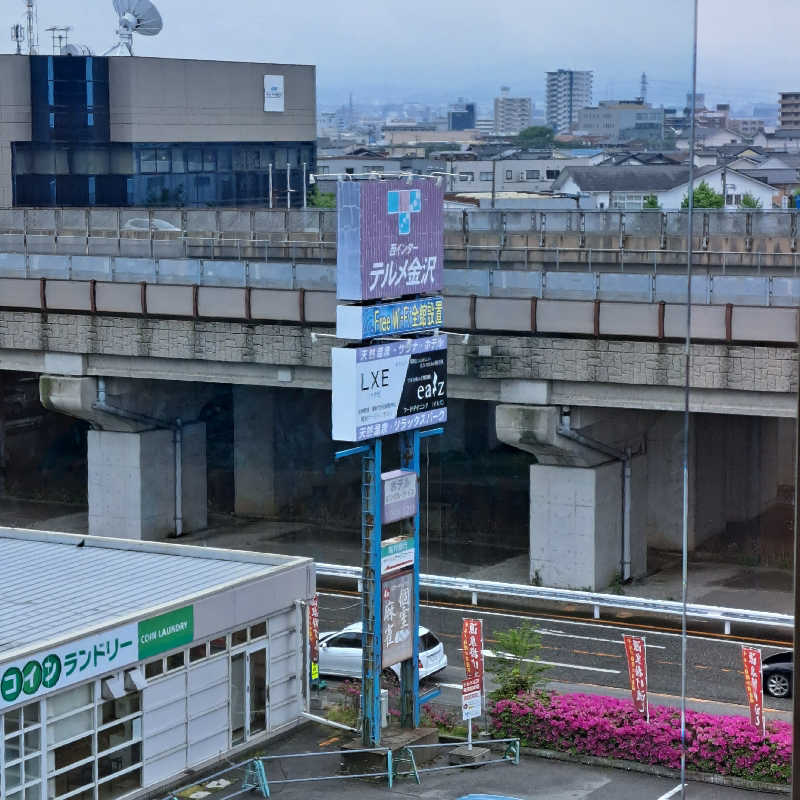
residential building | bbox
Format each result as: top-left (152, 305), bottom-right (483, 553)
top-left (675, 126), bottom-right (745, 149)
top-left (546, 70), bottom-right (593, 133)
top-left (577, 100), bottom-right (664, 144)
top-left (697, 104), bottom-right (730, 128)
top-left (493, 87), bottom-right (532, 136)
top-left (729, 117), bottom-right (766, 138)
top-left (0, 53), bottom-right (316, 208)
top-left (779, 92), bottom-right (800, 128)
top-left (448, 101), bottom-right (476, 131)
top-left (552, 164), bottom-right (774, 210)
top-left (475, 118), bottom-right (495, 136)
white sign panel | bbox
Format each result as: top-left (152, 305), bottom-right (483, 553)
top-left (462, 684), bottom-right (482, 721)
top-left (380, 535), bottom-right (415, 575)
top-left (0, 622), bottom-right (139, 711)
top-left (331, 334), bottom-right (447, 442)
top-left (264, 74), bottom-right (285, 112)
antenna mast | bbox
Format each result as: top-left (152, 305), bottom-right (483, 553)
top-left (46, 26), bottom-right (72, 55)
top-left (25, 0), bottom-right (38, 55)
top-left (640, 71), bottom-right (648, 103)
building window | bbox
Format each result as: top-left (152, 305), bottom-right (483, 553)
top-left (611, 192), bottom-right (645, 210)
top-left (187, 149), bottom-right (202, 173)
top-left (156, 149), bottom-right (171, 174)
top-left (479, 171), bottom-right (493, 181)
top-left (545, 169), bottom-right (560, 180)
top-left (318, 165), bottom-right (330, 175)
top-left (2, 701), bottom-right (43, 800)
top-left (139, 149), bottom-right (156, 174)
top-left (363, 166), bottom-right (384, 174)
top-left (526, 169), bottom-right (541, 180)
top-left (504, 169), bottom-right (513, 180)
top-left (459, 172), bottom-right (474, 182)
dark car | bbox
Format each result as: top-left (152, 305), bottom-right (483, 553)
top-left (763, 651), bottom-right (792, 698)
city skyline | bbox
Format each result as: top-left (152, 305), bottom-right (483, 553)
top-left (1, 0), bottom-right (796, 110)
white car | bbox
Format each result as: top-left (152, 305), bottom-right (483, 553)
top-left (318, 622), bottom-right (448, 681)
top-left (121, 217), bottom-right (181, 232)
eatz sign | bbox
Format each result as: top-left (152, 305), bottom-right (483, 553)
top-left (336, 178), bottom-right (444, 302)
top-left (331, 335), bottom-right (447, 442)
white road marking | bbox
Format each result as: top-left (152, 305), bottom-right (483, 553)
top-left (483, 648), bottom-right (621, 675)
top-left (656, 784), bottom-right (685, 800)
top-left (318, 591), bottom-right (787, 651)
top-left (537, 627), bottom-right (666, 649)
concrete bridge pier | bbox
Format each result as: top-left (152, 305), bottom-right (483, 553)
top-left (497, 404), bottom-right (652, 591)
top-left (233, 385), bottom-right (277, 517)
top-left (40, 375), bottom-right (209, 540)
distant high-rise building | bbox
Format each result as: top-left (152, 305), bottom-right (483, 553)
top-left (546, 69), bottom-right (593, 133)
top-left (448, 100), bottom-right (476, 131)
top-left (779, 92), bottom-right (800, 129)
top-left (493, 87), bottom-right (532, 136)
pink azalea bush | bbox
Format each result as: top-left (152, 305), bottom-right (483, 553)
top-left (491, 693), bottom-right (792, 784)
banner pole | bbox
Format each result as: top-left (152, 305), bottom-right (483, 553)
top-left (644, 635), bottom-right (650, 724)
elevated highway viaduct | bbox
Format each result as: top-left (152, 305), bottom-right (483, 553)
top-left (0, 207), bottom-right (798, 590)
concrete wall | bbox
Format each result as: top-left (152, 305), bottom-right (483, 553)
top-left (0, 312), bottom-right (796, 411)
top-left (530, 461), bottom-right (622, 590)
top-left (233, 385), bottom-right (276, 516)
top-left (0, 55), bottom-right (31, 208)
top-left (108, 58), bottom-right (316, 143)
top-left (88, 422), bottom-right (206, 540)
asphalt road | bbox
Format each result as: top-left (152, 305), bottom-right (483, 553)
top-left (318, 590), bottom-right (793, 719)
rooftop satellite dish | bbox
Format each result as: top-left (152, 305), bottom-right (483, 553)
top-left (103, 0), bottom-right (162, 56)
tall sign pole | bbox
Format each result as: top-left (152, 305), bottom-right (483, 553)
top-left (331, 175), bottom-right (446, 746)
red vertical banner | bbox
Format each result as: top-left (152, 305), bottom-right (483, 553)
top-left (309, 595), bottom-right (319, 680)
top-left (742, 646), bottom-right (764, 734)
top-left (623, 634), bottom-right (649, 721)
top-left (462, 618), bottom-right (484, 686)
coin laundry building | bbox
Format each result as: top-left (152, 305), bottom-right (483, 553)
top-left (0, 528), bottom-right (315, 800)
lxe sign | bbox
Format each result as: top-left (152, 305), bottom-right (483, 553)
top-left (336, 178), bottom-right (444, 301)
top-left (331, 334), bottom-right (447, 442)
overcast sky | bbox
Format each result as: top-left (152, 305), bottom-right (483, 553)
top-left (1, 0), bottom-right (794, 110)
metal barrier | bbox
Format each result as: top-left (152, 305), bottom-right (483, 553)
top-left (158, 738), bottom-right (520, 798)
top-left (316, 562), bottom-right (793, 635)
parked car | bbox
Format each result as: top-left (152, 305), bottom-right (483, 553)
top-left (317, 622), bottom-right (447, 681)
top-left (763, 651), bottom-right (792, 697)
top-left (121, 217), bottom-right (181, 232)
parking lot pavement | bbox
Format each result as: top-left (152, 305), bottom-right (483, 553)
top-left (180, 721), bottom-right (780, 800)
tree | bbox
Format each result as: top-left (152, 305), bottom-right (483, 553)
top-left (643, 195), bottom-right (661, 209)
top-left (516, 126), bottom-right (555, 148)
top-left (740, 192), bottom-right (762, 209)
top-left (308, 186), bottom-right (335, 208)
top-left (488, 621), bottom-right (549, 700)
top-left (681, 180), bottom-right (724, 209)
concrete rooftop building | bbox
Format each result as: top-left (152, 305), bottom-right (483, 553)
top-left (0, 54), bottom-right (316, 208)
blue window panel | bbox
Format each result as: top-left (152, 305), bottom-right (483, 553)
top-left (47, 56), bottom-right (53, 81)
top-left (88, 113), bottom-right (94, 127)
top-left (87, 81), bottom-right (94, 108)
top-left (88, 176), bottom-right (96, 205)
top-left (49, 112), bottom-right (54, 129)
top-left (47, 80), bottom-right (54, 105)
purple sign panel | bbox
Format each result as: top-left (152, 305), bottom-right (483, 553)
top-left (336, 178), bottom-right (444, 301)
top-left (382, 469), bottom-right (418, 524)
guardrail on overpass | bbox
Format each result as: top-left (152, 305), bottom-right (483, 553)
top-left (316, 562), bottom-right (793, 636)
top-left (4, 207), bottom-right (800, 270)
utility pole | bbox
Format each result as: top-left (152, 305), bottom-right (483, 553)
top-left (792, 322), bottom-right (800, 798)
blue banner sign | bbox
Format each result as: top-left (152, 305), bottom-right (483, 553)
top-left (336, 296), bottom-right (444, 341)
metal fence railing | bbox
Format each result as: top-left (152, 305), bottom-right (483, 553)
top-left (316, 562), bottom-right (793, 635)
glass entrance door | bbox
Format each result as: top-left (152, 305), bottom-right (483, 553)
top-left (230, 645), bottom-right (268, 746)
top-left (247, 646), bottom-right (267, 736)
